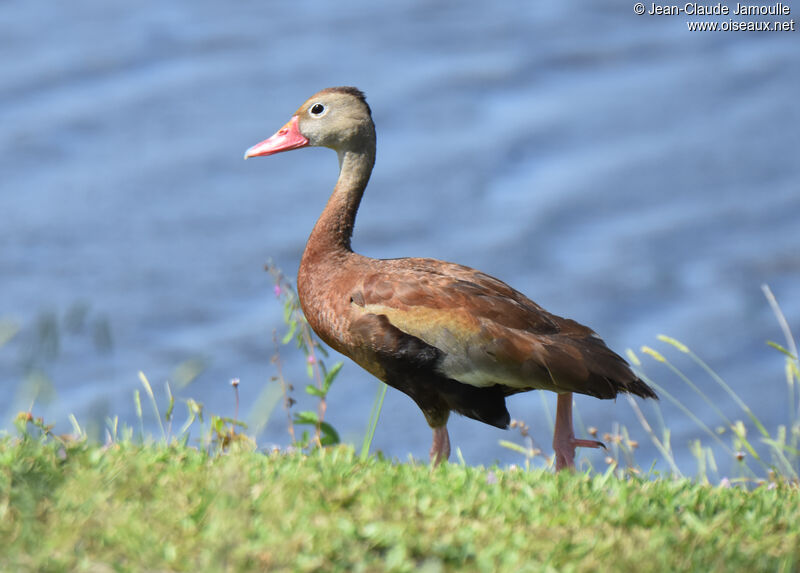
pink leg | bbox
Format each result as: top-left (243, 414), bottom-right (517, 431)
top-left (553, 392), bottom-right (605, 471)
top-left (430, 426), bottom-right (451, 466)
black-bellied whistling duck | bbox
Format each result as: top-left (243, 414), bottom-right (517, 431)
top-left (245, 87), bottom-right (657, 470)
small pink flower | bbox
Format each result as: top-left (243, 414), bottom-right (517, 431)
top-left (273, 284), bottom-right (283, 298)
top-left (307, 355), bottom-right (316, 365)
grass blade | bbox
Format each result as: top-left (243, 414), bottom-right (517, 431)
top-left (763, 284), bottom-right (800, 430)
top-left (626, 394), bottom-right (682, 477)
top-left (654, 337), bottom-right (733, 427)
top-left (498, 439), bottom-right (540, 458)
top-left (0, 319), bottom-right (19, 348)
top-left (762, 284), bottom-right (798, 359)
top-left (663, 336), bottom-right (771, 439)
top-left (138, 371), bottom-right (165, 441)
top-left (360, 382), bottom-right (388, 461)
top-left (539, 392), bottom-right (554, 436)
top-left (133, 389), bottom-right (144, 441)
top-left (639, 373), bottom-right (733, 456)
top-left (68, 414), bottom-right (85, 440)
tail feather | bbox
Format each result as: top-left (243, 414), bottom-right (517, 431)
top-left (565, 336), bottom-right (659, 401)
top-left (624, 376), bottom-right (658, 400)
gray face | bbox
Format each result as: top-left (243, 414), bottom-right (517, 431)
top-left (294, 90), bottom-right (375, 153)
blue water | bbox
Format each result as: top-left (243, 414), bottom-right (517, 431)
top-left (2, 1), bottom-right (798, 474)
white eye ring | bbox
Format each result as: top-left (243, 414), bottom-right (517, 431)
top-left (309, 103), bottom-right (327, 117)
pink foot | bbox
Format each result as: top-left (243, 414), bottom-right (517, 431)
top-left (554, 437), bottom-right (606, 471)
top-left (553, 393), bottom-right (606, 471)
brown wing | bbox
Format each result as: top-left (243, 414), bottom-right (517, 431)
top-left (349, 257), bottom-right (656, 400)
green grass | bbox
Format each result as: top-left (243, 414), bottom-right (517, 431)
top-left (2, 435), bottom-right (799, 572)
top-left (3, 280), bottom-right (798, 570)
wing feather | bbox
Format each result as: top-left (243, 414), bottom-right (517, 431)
top-left (348, 258), bottom-right (653, 399)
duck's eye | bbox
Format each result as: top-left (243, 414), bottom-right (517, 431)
top-left (309, 103), bottom-right (326, 116)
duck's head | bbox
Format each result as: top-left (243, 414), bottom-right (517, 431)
top-left (244, 87), bottom-right (374, 160)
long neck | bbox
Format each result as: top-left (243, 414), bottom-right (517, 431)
top-left (304, 147), bottom-right (375, 260)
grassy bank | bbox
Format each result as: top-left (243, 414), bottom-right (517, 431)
top-left (2, 436), bottom-right (798, 572)
top-left (3, 283), bottom-right (798, 570)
